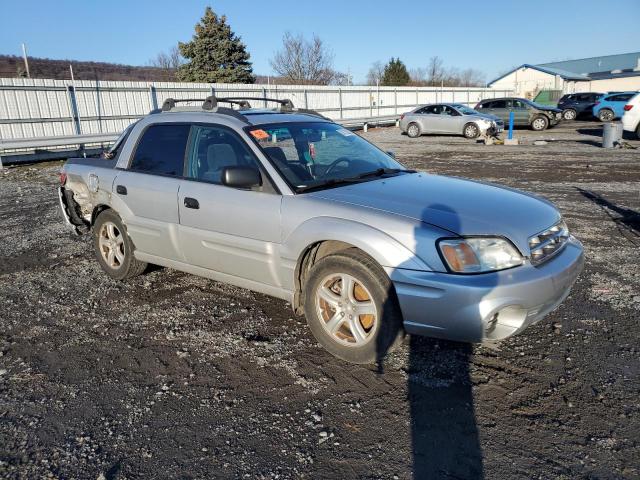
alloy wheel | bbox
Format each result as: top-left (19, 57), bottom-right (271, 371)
top-left (315, 273), bottom-right (378, 346)
top-left (98, 221), bottom-right (125, 269)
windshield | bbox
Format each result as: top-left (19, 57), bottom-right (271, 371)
top-left (247, 122), bottom-right (410, 192)
top-left (452, 105), bottom-right (479, 115)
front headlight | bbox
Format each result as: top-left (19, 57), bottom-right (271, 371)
top-left (437, 237), bottom-right (524, 273)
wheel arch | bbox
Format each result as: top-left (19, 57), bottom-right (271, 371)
top-left (284, 217), bottom-right (427, 314)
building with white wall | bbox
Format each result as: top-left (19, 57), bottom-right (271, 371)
top-left (489, 52), bottom-right (640, 98)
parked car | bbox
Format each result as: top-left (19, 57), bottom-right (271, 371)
top-left (557, 92), bottom-right (603, 120)
top-left (592, 92), bottom-right (638, 122)
top-left (621, 92), bottom-right (640, 139)
top-left (58, 96), bottom-right (584, 364)
top-left (399, 103), bottom-right (504, 139)
top-left (475, 98), bottom-right (562, 131)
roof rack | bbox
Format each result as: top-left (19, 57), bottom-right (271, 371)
top-left (162, 97), bottom-right (250, 112)
top-left (157, 95), bottom-right (329, 122)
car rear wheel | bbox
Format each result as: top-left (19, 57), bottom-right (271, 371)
top-left (303, 250), bottom-right (403, 364)
top-left (93, 209), bottom-right (147, 280)
top-left (636, 123), bottom-right (640, 140)
top-left (562, 109), bottom-right (577, 121)
top-left (531, 115), bottom-right (549, 131)
top-left (406, 122), bottom-right (421, 138)
top-left (463, 123), bottom-right (480, 139)
top-left (598, 109), bottom-right (614, 122)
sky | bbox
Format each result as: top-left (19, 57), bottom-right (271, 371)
top-left (1, 0), bottom-right (639, 84)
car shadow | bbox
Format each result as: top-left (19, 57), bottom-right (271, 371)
top-left (576, 187), bottom-right (640, 240)
top-left (376, 203), bottom-right (487, 479)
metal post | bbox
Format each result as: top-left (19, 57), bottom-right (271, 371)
top-left (210, 86), bottom-right (216, 98)
top-left (394, 88), bottom-right (398, 115)
top-left (304, 89), bottom-right (308, 109)
top-left (66, 85), bottom-right (82, 135)
top-left (508, 111), bottom-right (514, 140)
top-left (370, 88), bottom-right (373, 118)
top-left (21, 43), bottom-right (30, 78)
top-left (416, 87), bottom-right (419, 107)
top-left (376, 82), bottom-right (380, 118)
top-left (149, 85), bottom-right (158, 110)
top-left (338, 88), bottom-right (343, 119)
top-left (262, 87), bottom-right (267, 108)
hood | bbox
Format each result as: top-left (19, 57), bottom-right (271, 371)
top-left (310, 173), bottom-right (561, 254)
top-left (467, 113), bottom-right (503, 122)
top-left (537, 105), bottom-right (562, 113)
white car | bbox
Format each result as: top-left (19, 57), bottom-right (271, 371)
top-left (621, 92), bottom-right (640, 139)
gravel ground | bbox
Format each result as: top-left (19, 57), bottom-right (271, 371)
top-left (1, 121), bottom-right (639, 479)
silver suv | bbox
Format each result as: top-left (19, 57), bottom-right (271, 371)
top-left (59, 96), bottom-right (584, 364)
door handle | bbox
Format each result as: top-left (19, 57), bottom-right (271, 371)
top-left (184, 197), bottom-right (199, 209)
top-left (116, 185), bottom-right (127, 195)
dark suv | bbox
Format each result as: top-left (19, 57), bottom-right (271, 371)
top-left (475, 98), bottom-right (562, 131)
top-left (557, 92), bottom-right (603, 120)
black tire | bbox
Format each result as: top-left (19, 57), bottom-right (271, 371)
top-left (463, 122), bottom-right (480, 139)
top-left (598, 109), bottom-right (614, 122)
top-left (303, 249), bottom-right (403, 364)
top-left (562, 109), bottom-right (577, 121)
top-left (93, 209), bottom-right (147, 280)
top-left (406, 122), bottom-right (421, 138)
top-left (636, 123), bottom-right (640, 140)
top-left (531, 115), bottom-right (549, 131)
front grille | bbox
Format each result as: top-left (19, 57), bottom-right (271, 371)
top-left (528, 220), bottom-right (570, 265)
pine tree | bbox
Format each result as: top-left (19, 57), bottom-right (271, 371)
top-left (177, 6), bottom-right (255, 84)
top-left (381, 58), bottom-right (410, 86)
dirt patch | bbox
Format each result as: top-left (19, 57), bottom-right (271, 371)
top-left (0, 121), bottom-right (639, 479)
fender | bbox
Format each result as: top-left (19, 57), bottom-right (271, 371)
top-left (279, 216), bottom-right (430, 291)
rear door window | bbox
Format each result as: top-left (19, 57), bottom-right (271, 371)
top-left (130, 124), bottom-right (190, 176)
top-left (491, 100), bottom-right (507, 109)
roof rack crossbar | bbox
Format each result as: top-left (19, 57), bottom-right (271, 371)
top-left (218, 96), bottom-right (295, 111)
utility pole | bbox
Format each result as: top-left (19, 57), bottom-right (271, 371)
top-left (21, 43), bottom-right (30, 78)
top-left (69, 64), bottom-right (75, 82)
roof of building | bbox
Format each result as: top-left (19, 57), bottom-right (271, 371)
top-left (487, 64), bottom-right (590, 86)
top-left (488, 52), bottom-right (640, 86)
top-left (538, 52), bottom-right (640, 75)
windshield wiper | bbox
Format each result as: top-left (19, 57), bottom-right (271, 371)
top-left (353, 167), bottom-right (416, 179)
top-left (296, 168), bottom-right (416, 193)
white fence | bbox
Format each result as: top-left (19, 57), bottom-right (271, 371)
top-left (0, 78), bottom-right (512, 141)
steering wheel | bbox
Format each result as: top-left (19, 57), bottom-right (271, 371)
top-left (324, 156), bottom-right (352, 175)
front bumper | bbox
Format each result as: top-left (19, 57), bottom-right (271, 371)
top-left (387, 236), bottom-right (584, 343)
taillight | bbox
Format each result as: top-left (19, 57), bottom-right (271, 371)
top-left (59, 172), bottom-right (67, 185)
top-left (400, 114), bottom-right (405, 120)
top-left (624, 104), bottom-right (633, 111)
top-left (594, 101), bottom-right (600, 106)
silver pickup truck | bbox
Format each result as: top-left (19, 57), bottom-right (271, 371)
top-left (59, 96), bottom-right (584, 364)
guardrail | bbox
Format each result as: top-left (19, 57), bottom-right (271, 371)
top-left (0, 115), bottom-right (402, 168)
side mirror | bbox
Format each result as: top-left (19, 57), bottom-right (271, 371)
top-left (222, 166), bottom-right (262, 189)
top-left (386, 150), bottom-right (396, 159)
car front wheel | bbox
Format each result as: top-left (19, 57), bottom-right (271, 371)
top-left (463, 123), bottom-right (480, 139)
top-left (562, 109), bottom-right (577, 121)
top-left (531, 115), bottom-right (549, 131)
top-left (303, 250), bottom-right (403, 364)
top-left (598, 109), bottom-right (614, 122)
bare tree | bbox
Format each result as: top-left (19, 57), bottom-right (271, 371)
top-left (366, 61), bottom-right (385, 86)
top-left (426, 56), bottom-right (445, 85)
top-left (409, 67), bottom-right (427, 86)
top-left (270, 32), bottom-right (342, 85)
top-left (457, 68), bottom-right (485, 87)
top-left (149, 46), bottom-right (183, 80)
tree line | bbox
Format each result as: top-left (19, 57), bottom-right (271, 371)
top-left (150, 6), bottom-right (485, 87)
top-left (5, 5), bottom-right (485, 86)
